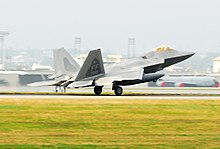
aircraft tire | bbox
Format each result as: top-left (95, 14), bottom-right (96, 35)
top-left (94, 86), bottom-right (102, 95)
top-left (114, 86), bottom-right (123, 96)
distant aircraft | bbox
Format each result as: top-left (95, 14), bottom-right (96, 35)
top-left (29, 48), bottom-right (81, 92)
top-left (156, 75), bottom-right (220, 87)
top-left (29, 46), bottom-right (194, 95)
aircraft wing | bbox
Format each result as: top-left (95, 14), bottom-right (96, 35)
top-left (95, 67), bottom-right (144, 86)
top-left (67, 67), bottom-right (144, 87)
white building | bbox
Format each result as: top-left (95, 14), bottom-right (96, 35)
top-left (31, 63), bottom-right (53, 71)
top-left (213, 56), bottom-right (220, 73)
top-left (74, 54), bottom-right (125, 65)
top-left (105, 55), bottom-right (124, 64)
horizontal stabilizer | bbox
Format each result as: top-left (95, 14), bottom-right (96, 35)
top-left (28, 80), bottom-right (61, 87)
top-left (67, 80), bottom-right (93, 88)
top-left (96, 67), bottom-right (144, 86)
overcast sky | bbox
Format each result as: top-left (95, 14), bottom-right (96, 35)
top-left (1, 0), bottom-right (220, 54)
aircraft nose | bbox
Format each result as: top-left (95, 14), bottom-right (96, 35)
top-left (162, 51), bottom-right (195, 68)
top-left (185, 52), bottom-right (195, 59)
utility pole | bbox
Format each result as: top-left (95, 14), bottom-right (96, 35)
top-left (128, 37), bottom-right (135, 58)
top-left (0, 31), bottom-right (9, 70)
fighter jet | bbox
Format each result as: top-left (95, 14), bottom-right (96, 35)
top-left (29, 46), bottom-right (194, 95)
top-left (156, 75), bottom-right (220, 87)
top-left (66, 46), bottom-right (194, 95)
top-left (28, 48), bottom-right (81, 92)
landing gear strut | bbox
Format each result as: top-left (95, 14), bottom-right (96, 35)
top-left (55, 86), bottom-right (66, 93)
top-left (60, 86), bottom-right (66, 93)
top-left (94, 86), bottom-right (103, 95)
top-left (112, 84), bottom-right (123, 96)
top-left (55, 86), bottom-right (59, 92)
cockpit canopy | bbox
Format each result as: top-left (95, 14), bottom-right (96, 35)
top-left (154, 46), bottom-right (174, 52)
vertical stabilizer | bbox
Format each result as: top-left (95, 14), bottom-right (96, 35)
top-left (53, 48), bottom-right (80, 80)
top-left (75, 49), bottom-right (105, 81)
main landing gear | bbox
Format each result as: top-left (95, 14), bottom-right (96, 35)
top-left (112, 84), bottom-right (123, 96)
top-left (93, 85), bottom-right (123, 96)
top-left (94, 86), bottom-right (103, 95)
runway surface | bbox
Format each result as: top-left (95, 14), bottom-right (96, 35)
top-left (0, 86), bottom-right (220, 94)
top-left (1, 94), bottom-right (220, 100)
top-left (0, 86), bottom-right (220, 100)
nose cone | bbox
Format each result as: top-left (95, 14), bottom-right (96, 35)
top-left (143, 46), bottom-right (195, 71)
top-left (181, 52), bottom-right (195, 59)
top-left (162, 52), bottom-right (195, 68)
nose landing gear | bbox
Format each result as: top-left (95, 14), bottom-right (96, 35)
top-left (112, 84), bottom-right (123, 96)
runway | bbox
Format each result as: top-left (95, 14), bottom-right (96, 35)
top-left (0, 86), bottom-right (220, 94)
top-left (0, 86), bottom-right (220, 100)
top-left (1, 94), bottom-right (220, 100)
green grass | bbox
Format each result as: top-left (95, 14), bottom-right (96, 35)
top-left (0, 99), bottom-right (220, 148)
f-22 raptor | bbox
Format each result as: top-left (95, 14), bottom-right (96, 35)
top-left (29, 47), bottom-right (194, 95)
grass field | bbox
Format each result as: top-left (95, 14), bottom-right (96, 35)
top-left (0, 98), bottom-right (220, 148)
